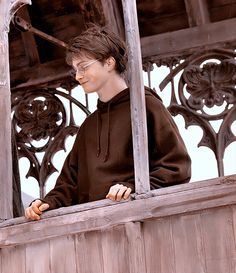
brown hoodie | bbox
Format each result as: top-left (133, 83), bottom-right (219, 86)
top-left (42, 87), bottom-right (191, 209)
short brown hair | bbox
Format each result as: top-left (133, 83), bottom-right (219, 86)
top-left (66, 24), bottom-right (127, 74)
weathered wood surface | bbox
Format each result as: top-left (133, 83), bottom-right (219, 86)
top-left (1, 176), bottom-right (236, 273)
top-left (141, 17), bottom-right (236, 60)
top-left (184, 0), bottom-right (210, 27)
top-left (0, 0), bottom-right (31, 220)
top-left (122, 0), bottom-right (150, 194)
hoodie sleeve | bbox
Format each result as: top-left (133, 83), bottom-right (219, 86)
top-left (41, 134), bottom-right (80, 210)
top-left (146, 95), bottom-right (191, 189)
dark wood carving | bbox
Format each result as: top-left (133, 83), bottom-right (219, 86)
top-left (12, 86), bottom-right (90, 198)
top-left (152, 48), bottom-right (236, 176)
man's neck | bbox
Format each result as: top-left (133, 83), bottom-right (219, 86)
top-left (97, 74), bottom-right (128, 102)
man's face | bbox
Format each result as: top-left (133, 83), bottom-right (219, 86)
top-left (71, 55), bottom-right (110, 94)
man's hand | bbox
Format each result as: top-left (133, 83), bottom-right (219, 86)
top-left (106, 184), bottom-right (132, 201)
top-left (25, 199), bottom-right (49, 221)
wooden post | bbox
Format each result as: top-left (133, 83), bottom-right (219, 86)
top-left (184, 0), bottom-right (210, 27)
top-left (0, 0), bottom-right (31, 219)
top-left (121, 0), bottom-right (150, 194)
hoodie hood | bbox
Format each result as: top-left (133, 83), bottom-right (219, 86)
top-left (97, 87), bottom-right (130, 111)
top-left (96, 87), bottom-right (130, 162)
top-left (95, 86), bottom-right (162, 162)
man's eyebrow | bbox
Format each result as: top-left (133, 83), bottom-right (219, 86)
top-left (76, 60), bottom-right (87, 66)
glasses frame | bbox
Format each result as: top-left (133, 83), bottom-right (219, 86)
top-left (75, 59), bottom-right (100, 76)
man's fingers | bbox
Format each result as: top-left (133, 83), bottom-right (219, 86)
top-left (106, 184), bottom-right (132, 201)
top-left (106, 184), bottom-right (121, 201)
top-left (123, 187), bottom-right (132, 200)
top-left (31, 200), bottom-right (43, 215)
top-left (39, 203), bottom-right (50, 212)
top-left (25, 207), bottom-right (40, 221)
top-left (25, 200), bottom-right (49, 221)
top-left (116, 186), bottom-right (128, 201)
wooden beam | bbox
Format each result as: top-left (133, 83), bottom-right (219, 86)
top-left (10, 58), bottom-right (72, 90)
top-left (16, 6), bottom-right (40, 66)
top-left (184, 0), bottom-right (210, 27)
top-left (0, 0), bottom-right (31, 220)
top-left (141, 17), bottom-right (236, 60)
top-left (100, 0), bottom-right (125, 39)
top-left (0, 175), bottom-right (236, 247)
top-left (121, 0), bottom-right (150, 194)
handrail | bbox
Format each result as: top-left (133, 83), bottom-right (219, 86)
top-left (0, 174), bottom-right (236, 248)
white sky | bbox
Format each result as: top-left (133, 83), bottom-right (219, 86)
top-left (20, 64), bottom-right (236, 201)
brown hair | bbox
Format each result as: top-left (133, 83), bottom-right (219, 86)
top-left (66, 24), bottom-right (127, 74)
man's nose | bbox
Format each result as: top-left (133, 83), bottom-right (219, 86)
top-left (75, 71), bottom-right (84, 81)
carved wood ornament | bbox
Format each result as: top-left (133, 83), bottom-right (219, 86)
top-left (155, 48), bottom-right (236, 176)
top-left (12, 86), bottom-right (90, 198)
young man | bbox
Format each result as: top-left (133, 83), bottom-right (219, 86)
top-left (25, 25), bottom-right (191, 220)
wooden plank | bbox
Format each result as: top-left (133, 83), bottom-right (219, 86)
top-left (1, 176), bottom-right (236, 247)
top-left (184, 0), bottom-right (210, 27)
top-left (2, 174), bottom-right (234, 228)
top-left (0, 245), bottom-right (26, 273)
top-left (121, 0), bottom-right (150, 194)
top-left (25, 241), bottom-right (50, 273)
top-left (0, 0), bottom-right (32, 220)
top-left (49, 235), bottom-right (77, 273)
top-left (141, 18), bottom-right (236, 60)
top-left (171, 214), bottom-right (206, 273)
top-left (75, 232), bottom-right (104, 273)
top-left (125, 222), bottom-right (146, 273)
top-left (100, 0), bottom-right (125, 39)
top-left (143, 218), bottom-right (175, 273)
top-left (11, 58), bottom-right (72, 90)
top-left (16, 6), bottom-right (40, 66)
top-left (201, 206), bottom-right (236, 273)
top-left (101, 225), bottom-right (129, 273)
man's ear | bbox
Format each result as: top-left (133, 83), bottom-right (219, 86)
top-left (106, 57), bottom-right (116, 71)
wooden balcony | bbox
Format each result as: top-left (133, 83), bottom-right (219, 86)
top-left (1, 174), bottom-right (236, 273)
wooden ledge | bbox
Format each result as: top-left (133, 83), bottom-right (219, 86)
top-left (0, 175), bottom-right (236, 247)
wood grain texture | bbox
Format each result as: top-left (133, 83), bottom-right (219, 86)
top-left (121, 0), bottom-right (150, 194)
top-left (171, 213), bottom-right (206, 273)
top-left (184, 0), bottom-right (210, 27)
top-left (143, 218), bottom-right (176, 273)
top-left (125, 222), bottom-right (147, 273)
top-left (0, 8), bottom-right (12, 219)
top-left (141, 17), bottom-right (236, 59)
top-left (25, 240), bottom-right (50, 273)
top-left (75, 232), bottom-right (104, 273)
top-left (0, 245), bottom-right (25, 273)
top-left (201, 207), bottom-right (236, 273)
top-left (50, 235), bottom-right (77, 273)
top-left (101, 225), bottom-right (129, 273)
top-left (1, 175), bottom-right (236, 247)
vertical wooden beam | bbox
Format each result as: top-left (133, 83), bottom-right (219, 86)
top-left (16, 6), bottom-right (40, 66)
top-left (100, 0), bottom-right (125, 39)
top-left (184, 0), bottom-right (210, 27)
top-left (0, 0), bottom-right (31, 219)
top-left (121, 0), bottom-right (150, 194)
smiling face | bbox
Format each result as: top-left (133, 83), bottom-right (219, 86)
top-left (71, 54), bottom-right (115, 94)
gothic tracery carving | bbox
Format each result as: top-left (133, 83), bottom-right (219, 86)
top-left (12, 86), bottom-right (90, 197)
top-left (155, 49), bottom-right (236, 176)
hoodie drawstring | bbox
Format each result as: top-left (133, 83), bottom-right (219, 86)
top-left (96, 111), bottom-right (101, 157)
top-left (103, 103), bottom-right (110, 162)
top-left (96, 104), bottom-right (111, 162)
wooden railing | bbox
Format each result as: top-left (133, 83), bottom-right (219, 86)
top-left (1, 174), bottom-right (236, 273)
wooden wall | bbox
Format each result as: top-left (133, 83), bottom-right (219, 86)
top-left (1, 175), bottom-right (236, 273)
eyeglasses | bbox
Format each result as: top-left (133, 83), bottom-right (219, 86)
top-left (74, 59), bottom-right (100, 76)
